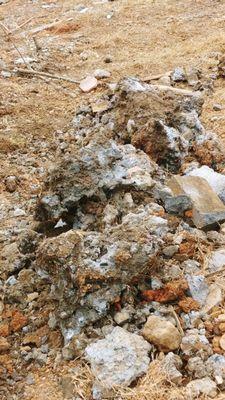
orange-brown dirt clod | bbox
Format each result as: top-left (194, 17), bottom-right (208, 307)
top-left (10, 310), bottom-right (28, 333)
top-left (178, 297), bottom-right (200, 313)
top-left (141, 280), bottom-right (188, 303)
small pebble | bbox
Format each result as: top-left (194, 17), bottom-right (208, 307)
top-left (79, 76), bottom-right (98, 93)
top-left (5, 176), bottom-right (17, 192)
top-left (213, 103), bottom-right (223, 111)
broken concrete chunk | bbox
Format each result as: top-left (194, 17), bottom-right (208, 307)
top-left (167, 175), bottom-right (225, 228)
top-left (188, 165), bottom-right (225, 203)
top-left (186, 377), bottom-right (217, 398)
top-left (206, 354), bottom-right (225, 385)
top-left (79, 76), bottom-right (98, 92)
top-left (85, 327), bottom-right (151, 396)
top-left (162, 352), bottom-right (183, 384)
top-left (181, 329), bottom-right (212, 358)
top-left (207, 248), bottom-right (225, 272)
top-left (142, 315), bottom-right (182, 352)
top-left (187, 356), bottom-right (207, 379)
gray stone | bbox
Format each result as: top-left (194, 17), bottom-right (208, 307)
top-left (182, 260), bottom-right (201, 274)
top-left (151, 277), bottom-right (163, 290)
top-left (186, 275), bottom-right (209, 306)
top-left (85, 327), bottom-right (151, 394)
top-left (167, 175), bottom-right (225, 228)
top-left (164, 195), bottom-right (192, 214)
top-left (206, 354), bottom-right (225, 386)
top-left (187, 356), bottom-right (207, 378)
top-left (162, 245), bottom-right (179, 257)
top-left (171, 67), bottom-right (186, 82)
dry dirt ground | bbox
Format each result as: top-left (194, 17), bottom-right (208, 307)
top-left (2, 0), bottom-right (225, 399)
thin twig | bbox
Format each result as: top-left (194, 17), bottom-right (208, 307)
top-left (169, 305), bottom-right (184, 336)
top-left (205, 265), bottom-right (225, 278)
top-left (15, 67), bottom-right (80, 84)
top-left (0, 23), bottom-right (33, 70)
top-left (12, 17), bottom-right (35, 33)
top-left (143, 72), bottom-right (171, 82)
top-left (150, 83), bottom-right (197, 96)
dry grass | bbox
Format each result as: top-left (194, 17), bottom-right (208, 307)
top-left (24, 359), bottom-right (188, 400)
top-left (116, 360), bottom-right (186, 400)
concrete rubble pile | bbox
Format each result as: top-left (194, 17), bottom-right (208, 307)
top-left (2, 72), bottom-right (225, 399)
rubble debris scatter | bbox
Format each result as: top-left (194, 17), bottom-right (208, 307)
top-left (3, 72), bottom-right (225, 398)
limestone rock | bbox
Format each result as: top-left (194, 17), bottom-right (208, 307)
top-left (142, 315), bottom-right (182, 352)
top-left (203, 284), bottom-right (223, 313)
top-left (186, 275), bottom-right (209, 306)
top-left (188, 165), bottom-right (225, 203)
top-left (207, 248), bottom-right (225, 272)
top-left (167, 175), bottom-right (225, 228)
top-left (114, 309), bottom-right (131, 325)
top-left (94, 69), bottom-right (111, 79)
top-left (85, 327), bottom-right (151, 395)
top-left (79, 76), bottom-right (98, 92)
top-left (186, 377), bottom-right (217, 398)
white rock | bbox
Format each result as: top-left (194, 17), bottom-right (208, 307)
top-left (54, 219), bottom-right (67, 228)
top-left (206, 354), bottom-right (225, 385)
top-left (208, 248), bottom-right (225, 272)
top-left (79, 76), bottom-right (98, 92)
top-left (114, 309), bottom-right (130, 325)
top-left (94, 69), bottom-right (111, 79)
top-left (13, 208), bottom-right (26, 217)
top-left (167, 175), bottom-right (225, 229)
top-left (15, 56), bottom-right (37, 65)
top-left (188, 165), bottom-right (225, 203)
top-left (186, 377), bottom-right (217, 398)
top-left (186, 275), bottom-right (209, 306)
top-left (171, 67), bottom-right (186, 82)
top-left (1, 71), bottom-right (11, 78)
top-left (85, 327), bottom-right (151, 396)
top-left (203, 284), bottom-right (223, 313)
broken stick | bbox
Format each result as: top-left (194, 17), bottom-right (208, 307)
top-left (15, 68), bottom-right (80, 84)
